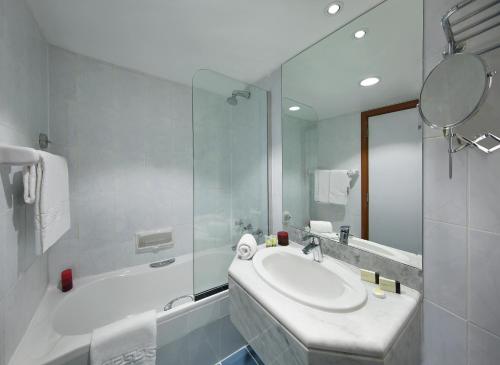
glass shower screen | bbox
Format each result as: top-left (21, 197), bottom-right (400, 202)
top-left (192, 70), bottom-right (269, 298)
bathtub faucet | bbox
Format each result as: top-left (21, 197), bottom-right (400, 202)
top-left (150, 258), bottom-right (175, 268)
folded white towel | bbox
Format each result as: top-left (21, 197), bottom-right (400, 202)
top-left (237, 233), bottom-right (258, 260)
top-left (310, 220), bottom-right (333, 234)
top-left (23, 165), bottom-right (37, 204)
top-left (314, 170), bottom-right (330, 203)
top-left (91, 311), bottom-right (157, 365)
top-left (329, 170), bottom-right (350, 205)
top-left (35, 151), bottom-right (71, 253)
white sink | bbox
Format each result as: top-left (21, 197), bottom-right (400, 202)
top-left (252, 246), bottom-right (367, 312)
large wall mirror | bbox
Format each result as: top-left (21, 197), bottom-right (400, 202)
top-left (282, 0), bottom-right (423, 268)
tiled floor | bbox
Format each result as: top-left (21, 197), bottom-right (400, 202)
top-left (216, 345), bottom-right (264, 365)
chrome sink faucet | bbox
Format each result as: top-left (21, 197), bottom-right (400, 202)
top-left (302, 233), bottom-right (323, 263)
top-left (339, 225), bottom-right (350, 245)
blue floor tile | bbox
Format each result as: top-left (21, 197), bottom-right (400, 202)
top-left (221, 347), bottom-right (257, 365)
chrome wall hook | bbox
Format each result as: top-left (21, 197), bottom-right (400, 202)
top-left (39, 133), bottom-right (52, 149)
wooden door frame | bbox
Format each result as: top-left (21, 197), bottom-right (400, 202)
top-left (360, 99), bottom-right (419, 240)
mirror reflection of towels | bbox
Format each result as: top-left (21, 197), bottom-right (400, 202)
top-left (329, 170), bottom-right (349, 205)
top-left (314, 170), bottom-right (330, 203)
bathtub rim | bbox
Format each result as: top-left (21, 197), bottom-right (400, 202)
top-left (8, 249), bottom-right (234, 365)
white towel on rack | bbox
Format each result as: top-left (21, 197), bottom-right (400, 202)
top-left (90, 310), bottom-right (157, 365)
top-left (329, 170), bottom-right (350, 205)
top-left (23, 165), bottom-right (37, 204)
top-left (314, 170), bottom-right (330, 203)
top-left (35, 151), bottom-right (71, 253)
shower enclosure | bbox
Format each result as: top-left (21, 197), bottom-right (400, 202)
top-left (192, 70), bottom-right (269, 298)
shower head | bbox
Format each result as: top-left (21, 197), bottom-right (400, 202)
top-left (226, 89), bottom-right (251, 105)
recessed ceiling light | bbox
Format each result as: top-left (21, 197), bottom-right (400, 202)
top-left (326, 2), bottom-right (342, 15)
top-left (360, 77), bottom-right (380, 87)
top-left (289, 106), bottom-right (301, 111)
top-left (354, 29), bottom-right (367, 39)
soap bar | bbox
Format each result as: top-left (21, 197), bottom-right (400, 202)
top-left (373, 287), bottom-right (386, 299)
top-left (360, 269), bottom-right (380, 284)
top-left (379, 277), bottom-right (401, 294)
top-left (265, 235), bottom-right (278, 247)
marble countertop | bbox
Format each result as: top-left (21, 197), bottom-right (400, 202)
top-left (228, 242), bottom-right (421, 359)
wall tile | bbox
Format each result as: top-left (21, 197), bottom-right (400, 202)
top-left (469, 229), bottom-right (500, 337)
top-left (422, 300), bottom-right (467, 365)
top-left (469, 151), bottom-right (500, 235)
top-left (47, 238), bottom-right (85, 284)
top-left (0, 299), bottom-right (5, 365)
top-left (0, 0), bottom-right (49, 361)
top-left (422, 0), bottom-right (500, 363)
top-left (48, 46), bottom-right (194, 280)
top-left (468, 324), bottom-right (500, 365)
top-left (423, 137), bottom-right (467, 225)
top-left (3, 254), bottom-right (47, 362)
top-left (0, 212), bottom-right (7, 301)
top-left (424, 219), bottom-right (467, 317)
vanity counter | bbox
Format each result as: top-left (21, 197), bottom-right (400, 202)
top-left (228, 243), bottom-right (421, 362)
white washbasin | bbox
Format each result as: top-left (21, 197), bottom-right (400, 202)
top-left (252, 246), bottom-right (367, 312)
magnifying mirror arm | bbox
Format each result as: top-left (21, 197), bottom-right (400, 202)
top-left (444, 129), bottom-right (473, 179)
top-left (445, 129), bottom-right (470, 153)
top-left (445, 128), bottom-right (500, 178)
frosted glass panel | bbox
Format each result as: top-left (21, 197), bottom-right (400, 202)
top-left (369, 109), bottom-right (422, 254)
top-left (192, 70), bottom-right (268, 296)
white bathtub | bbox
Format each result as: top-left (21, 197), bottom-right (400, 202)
top-left (9, 249), bottom-right (236, 365)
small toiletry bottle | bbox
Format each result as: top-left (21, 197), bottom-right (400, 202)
top-left (277, 231), bottom-right (289, 246)
top-left (61, 268), bottom-right (73, 292)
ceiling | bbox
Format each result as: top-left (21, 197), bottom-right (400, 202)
top-left (26, 0), bottom-right (384, 86)
top-left (282, 0), bottom-right (423, 120)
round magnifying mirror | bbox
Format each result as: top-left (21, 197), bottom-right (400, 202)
top-left (419, 53), bottom-right (492, 129)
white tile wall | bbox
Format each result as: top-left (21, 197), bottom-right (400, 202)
top-left (423, 138), bottom-right (467, 226)
top-left (424, 220), bottom-right (467, 318)
top-left (468, 324), bottom-right (500, 365)
top-left (422, 300), bottom-right (467, 365)
top-left (469, 229), bottom-right (500, 338)
top-left (422, 0), bottom-right (500, 363)
top-left (0, 0), bottom-right (49, 363)
top-left (47, 46), bottom-right (193, 282)
top-left (0, 299), bottom-right (4, 365)
top-left (469, 151), bottom-right (500, 235)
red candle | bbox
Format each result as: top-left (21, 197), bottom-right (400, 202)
top-left (277, 231), bottom-right (289, 246)
top-left (61, 268), bottom-right (73, 292)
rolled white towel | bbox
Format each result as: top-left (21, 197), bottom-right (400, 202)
top-left (236, 233), bottom-right (258, 260)
top-left (310, 220), bottom-right (333, 234)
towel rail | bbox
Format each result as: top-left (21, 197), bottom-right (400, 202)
top-left (308, 169), bottom-right (359, 177)
top-left (451, 0), bottom-right (499, 26)
top-left (443, 0), bottom-right (500, 55)
top-left (0, 144), bottom-right (40, 166)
